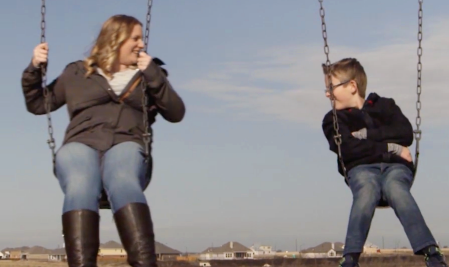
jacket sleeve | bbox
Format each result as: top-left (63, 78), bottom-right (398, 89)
top-left (366, 99), bottom-right (414, 146)
top-left (21, 61), bottom-right (66, 115)
top-left (141, 59), bottom-right (186, 123)
top-left (322, 112), bottom-right (389, 162)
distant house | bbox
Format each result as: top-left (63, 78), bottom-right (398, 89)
top-left (48, 248), bottom-right (66, 261)
top-left (27, 246), bottom-right (53, 260)
top-left (361, 242), bottom-right (381, 254)
top-left (9, 250), bottom-right (28, 260)
top-left (199, 241), bottom-right (254, 260)
top-left (1, 240), bottom-right (181, 262)
top-left (300, 242), bottom-right (344, 258)
top-left (2, 251), bottom-right (10, 259)
top-left (98, 241), bottom-right (126, 258)
top-left (250, 244), bottom-right (275, 258)
top-left (155, 242), bottom-right (182, 261)
top-left (4, 246), bottom-right (54, 261)
top-left (98, 240), bottom-right (181, 261)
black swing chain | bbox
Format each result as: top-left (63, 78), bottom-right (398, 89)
top-left (141, 0), bottom-right (153, 164)
top-left (414, 0), bottom-right (423, 174)
top-left (318, 0), bottom-right (348, 183)
top-left (40, 0), bottom-right (57, 169)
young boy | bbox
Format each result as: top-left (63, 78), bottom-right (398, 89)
top-left (321, 58), bottom-right (447, 267)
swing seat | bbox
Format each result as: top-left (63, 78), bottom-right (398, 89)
top-left (377, 199), bottom-right (389, 208)
top-left (345, 178), bottom-right (390, 208)
top-left (99, 190), bottom-right (110, 209)
top-left (98, 161), bottom-right (153, 210)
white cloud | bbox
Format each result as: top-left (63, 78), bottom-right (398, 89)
top-left (182, 17), bottom-right (449, 130)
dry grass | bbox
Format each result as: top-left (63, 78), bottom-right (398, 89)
top-left (0, 256), bottom-right (431, 267)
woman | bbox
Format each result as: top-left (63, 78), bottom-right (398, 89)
top-left (21, 14), bottom-right (185, 267)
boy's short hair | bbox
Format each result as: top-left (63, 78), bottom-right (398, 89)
top-left (322, 58), bottom-right (367, 98)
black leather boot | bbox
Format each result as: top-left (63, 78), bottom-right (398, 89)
top-left (114, 202), bottom-right (158, 267)
top-left (62, 210), bottom-right (100, 267)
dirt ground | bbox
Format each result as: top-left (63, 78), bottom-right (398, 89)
top-left (0, 256), bottom-right (430, 267)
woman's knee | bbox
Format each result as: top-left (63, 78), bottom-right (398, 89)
top-left (56, 142), bottom-right (100, 177)
top-left (352, 181), bottom-right (382, 209)
top-left (104, 171), bottom-right (147, 206)
top-left (102, 142), bottom-right (147, 189)
top-left (102, 166), bottom-right (148, 213)
top-left (56, 142), bottom-right (102, 209)
top-left (102, 142), bottom-right (149, 211)
top-left (60, 170), bottom-right (103, 212)
top-left (60, 168), bottom-right (103, 212)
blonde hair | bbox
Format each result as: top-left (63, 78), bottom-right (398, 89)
top-left (322, 58), bottom-right (367, 98)
top-left (84, 15), bottom-right (142, 78)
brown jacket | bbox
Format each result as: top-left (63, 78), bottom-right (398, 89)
top-left (21, 59), bottom-right (185, 156)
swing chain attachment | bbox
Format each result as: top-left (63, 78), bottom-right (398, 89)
top-left (40, 0), bottom-right (57, 168)
top-left (414, 0), bottom-right (423, 172)
top-left (318, 0), bottom-right (348, 183)
top-left (141, 0), bottom-right (154, 164)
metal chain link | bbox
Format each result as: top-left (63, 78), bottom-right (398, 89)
top-left (40, 0), bottom-right (57, 169)
top-left (318, 0), bottom-right (348, 183)
top-left (414, 0), bottom-right (423, 174)
top-left (141, 0), bottom-right (153, 163)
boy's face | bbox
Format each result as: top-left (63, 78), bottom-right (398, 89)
top-left (324, 74), bottom-right (357, 110)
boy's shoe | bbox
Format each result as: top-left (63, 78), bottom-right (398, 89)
top-left (423, 246), bottom-right (448, 267)
top-left (338, 254), bottom-right (359, 267)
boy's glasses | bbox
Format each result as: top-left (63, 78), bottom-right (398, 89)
top-left (324, 80), bottom-right (351, 93)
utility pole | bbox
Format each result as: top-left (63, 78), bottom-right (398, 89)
top-left (382, 236), bottom-right (384, 249)
top-left (296, 239), bottom-right (298, 252)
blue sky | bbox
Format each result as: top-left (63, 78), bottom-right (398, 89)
top-left (1, 0), bottom-right (449, 253)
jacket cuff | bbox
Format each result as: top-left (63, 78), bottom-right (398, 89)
top-left (141, 60), bottom-right (165, 93)
top-left (387, 143), bottom-right (403, 155)
top-left (352, 128), bottom-right (367, 139)
top-left (25, 60), bottom-right (41, 73)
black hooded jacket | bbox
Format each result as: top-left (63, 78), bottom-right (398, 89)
top-left (322, 92), bottom-right (415, 177)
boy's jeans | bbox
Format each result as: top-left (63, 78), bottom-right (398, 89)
top-left (343, 163), bottom-right (437, 255)
top-left (55, 141), bottom-right (149, 214)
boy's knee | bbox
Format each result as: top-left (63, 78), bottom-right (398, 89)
top-left (348, 168), bottom-right (381, 208)
top-left (349, 168), bottom-right (380, 195)
top-left (382, 180), bottom-right (413, 206)
top-left (383, 164), bottom-right (414, 198)
top-left (353, 182), bottom-right (381, 207)
top-left (384, 165), bottom-right (414, 186)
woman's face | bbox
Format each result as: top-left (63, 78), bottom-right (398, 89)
top-left (118, 24), bottom-right (144, 67)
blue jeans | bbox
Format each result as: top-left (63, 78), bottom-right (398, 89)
top-left (55, 141), bottom-right (149, 214)
top-left (343, 163), bottom-right (436, 255)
